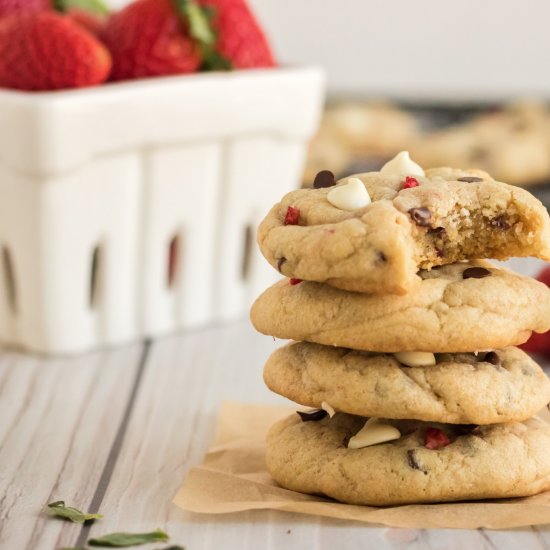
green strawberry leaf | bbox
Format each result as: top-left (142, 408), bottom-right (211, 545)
top-left (175, 0), bottom-right (233, 70)
top-left (88, 529), bottom-right (169, 547)
top-left (54, 0), bottom-right (109, 15)
top-left (202, 50), bottom-right (233, 71)
top-left (157, 547), bottom-right (185, 550)
top-left (177, 0), bottom-right (215, 47)
top-left (46, 501), bottom-right (103, 524)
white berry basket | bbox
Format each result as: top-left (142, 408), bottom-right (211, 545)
top-left (0, 67), bottom-right (325, 355)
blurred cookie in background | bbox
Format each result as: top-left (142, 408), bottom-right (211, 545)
top-left (303, 102), bottom-right (417, 184)
top-left (304, 100), bottom-right (550, 190)
top-left (410, 102), bottom-right (550, 187)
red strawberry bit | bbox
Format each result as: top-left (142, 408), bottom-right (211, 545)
top-left (424, 427), bottom-right (450, 450)
top-left (284, 206), bottom-right (300, 226)
top-left (289, 278), bottom-right (303, 286)
top-left (402, 176), bottom-right (419, 189)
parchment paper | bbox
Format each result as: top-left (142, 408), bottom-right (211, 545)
top-left (173, 402), bottom-right (550, 529)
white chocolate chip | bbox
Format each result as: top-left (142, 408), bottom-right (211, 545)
top-left (347, 417), bottom-right (401, 449)
top-left (380, 151), bottom-right (425, 177)
top-left (327, 178), bottom-right (371, 211)
top-left (394, 351), bottom-right (436, 367)
top-left (321, 401), bottom-right (336, 418)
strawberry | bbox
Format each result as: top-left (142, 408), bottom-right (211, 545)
top-left (199, 0), bottom-right (275, 69)
top-left (0, 0), bottom-right (49, 19)
top-left (101, 0), bottom-right (205, 81)
top-left (66, 7), bottom-right (106, 36)
top-left (56, 0), bottom-right (109, 36)
top-left (0, 11), bottom-right (111, 91)
top-left (520, 265), bottom-right (550, 355)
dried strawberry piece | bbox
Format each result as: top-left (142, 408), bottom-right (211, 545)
top-left (402, 176), bottom-right (419, 189)
top-left (289, 278), bottom-right (303, 286)
top-left (284, 206), bottom-right (300, 225)
top-left (424, 427), bottom-right (450, 449)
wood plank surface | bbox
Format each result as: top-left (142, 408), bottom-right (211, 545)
top-left (0, 344), bottom-right (144, 550)
top-left (83, 321), bottom-right (550, 550)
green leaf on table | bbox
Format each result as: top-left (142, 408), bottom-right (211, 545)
top-left (157, 547), bottom-right (185, 550)
top-left (46, 501), bottom-right (103, 524)
top-left (88, 529), bottom-right (169, 547)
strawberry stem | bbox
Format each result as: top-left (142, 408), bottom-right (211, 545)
top-left (176, 0), bottom-right (215, 46)
top-left (175, 0), bottom-right (232, 71)
top-left (54, 0), bottom-right (109, 15)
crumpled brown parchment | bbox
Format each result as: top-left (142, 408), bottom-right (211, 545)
top-left (173, 402), bottom-right (550, 529)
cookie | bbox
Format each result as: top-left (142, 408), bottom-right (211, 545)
top-left (266, 412), bottom-right (550, 505)
top-left (259, 163), bottom-right (550, 293)
top-left (411, 103), bottom-right (550, 187)
top-left (264, 342), bottom-right (550, 424)
top-left (320, 102), bottom-right (417, 158)
top-left (250, 261), bottom-right (550, 352)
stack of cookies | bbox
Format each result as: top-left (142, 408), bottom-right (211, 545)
top-left (251, 151), bottom-right (550, 505)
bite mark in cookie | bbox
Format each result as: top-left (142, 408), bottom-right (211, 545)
top-left (258, 153), bottom-right (550, 294)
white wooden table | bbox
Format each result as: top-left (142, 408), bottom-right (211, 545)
top-left (2, 258), bottom-right (550, 550)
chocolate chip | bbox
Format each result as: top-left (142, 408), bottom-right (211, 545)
top-left (408, 207), bottom-right (432, 227)
top-left (435, 247), bottom-right (444, 258)
top-left (457, 176), bottom-right (483, 183)
top-left (406, 449), bottom-right (427, 474)
top-left (484, 351), bottom-right (501, 365)
top-left (462, 267), bottom-right (491, 279)
top-left (429, 226), bottom-right (446, 237)
top-left (378, 251), bottom-right (387, 263)
top-left (297, 409), bottom-right (327, 422)
top-left (277, 257), bottom-right (286, 272)
top-left (313, 170), bottom-right (336, 189)
top-left (490, 214), bottom-right (511, 230)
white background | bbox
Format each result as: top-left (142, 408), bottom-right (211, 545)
top-left (248, 0), bottom-right (550, 101)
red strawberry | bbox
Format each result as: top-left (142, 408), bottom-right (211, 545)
top-left (66, 8), bottom-right (106, 36)
top-left (0, 0), bottom-right (49, 19)
top-left (0, 11), bottom-right (111, 91)
top-left (520, 265), bottom-right (550, 355)
top-left (199, 0), bottom-right (275, 69)
top-left (101, 0), bottom-right (204, 81)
